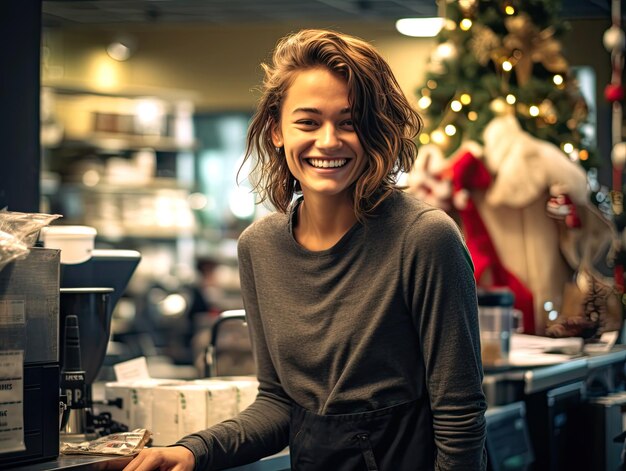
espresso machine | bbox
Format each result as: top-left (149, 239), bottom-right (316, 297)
top-left (58, 249), bottom-right (141, 441)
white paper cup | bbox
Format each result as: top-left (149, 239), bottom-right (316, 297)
top-left (41, 225), bottom-right (97, 264)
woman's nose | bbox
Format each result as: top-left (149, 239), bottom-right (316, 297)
top-left (316, 124), bottom-right (342, 151)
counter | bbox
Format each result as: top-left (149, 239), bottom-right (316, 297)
top-left (483, 346), bottom-right (626, 406)
top-left (9, 349), bottom-right (626, 470)
top-left (483, 347), bottom-right (626, 470)
top-left (8, 449), bottom-right (290, 471)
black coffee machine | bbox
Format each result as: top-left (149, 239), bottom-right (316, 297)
top-left (58, 249), bottom-right (140, 441)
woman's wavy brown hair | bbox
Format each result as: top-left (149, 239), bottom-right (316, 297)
top-left (243, 29), bottom-right (422, 219)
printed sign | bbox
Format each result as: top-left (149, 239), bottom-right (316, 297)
top-left (0, 351), bottom-right (24, 453)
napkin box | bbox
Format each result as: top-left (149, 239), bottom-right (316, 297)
top-left (151, 382), bottom-right (238, 446)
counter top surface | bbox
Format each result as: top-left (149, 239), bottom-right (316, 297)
top-left (482, 346), bottom-right (626, 406)
top-left (8, 449), bottom-right (290, 471)
top-left (8, 454), bottom-right (126, 471)
top-left (8, 349), bottom-right (626, 469)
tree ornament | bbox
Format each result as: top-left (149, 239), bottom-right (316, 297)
top-left (458, 0), bottom-right (478, 17)
top-left (571, 98), bottom-right (589, 123)
top-left (502, 13), bottom-right (568, 86)
top-left (489, 97), bottom-right (510, 115)
top-left (612, 142), bottom-right (626, 169)
top-left (546, 194), bottom-right (581, 228)
top-left (605, 83), bottom-right (625, 102)
top-left (427, 41), bottom-right (458, 74)
top-left (538, 99), bottom-right (557, 123)
top-left (603, 25), bottom-right (626, 52)
top-left (469, 25), bottom-right (502, 65)
top-left (546, 194), bottom-right (572, 218)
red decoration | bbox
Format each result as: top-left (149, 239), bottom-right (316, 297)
top-left (546, 194), bottom-right (582, 228)
top-left (605, 83), bottom-right (624, 102)
top-left (451, 150), bottom-right (536, 334)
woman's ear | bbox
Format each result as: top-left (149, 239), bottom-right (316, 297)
top-left (271, 121), bottom-right (283, 147)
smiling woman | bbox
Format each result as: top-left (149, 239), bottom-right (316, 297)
top-left (245, 29), bottom-right (422, 221)
top-left (271, 68), bottom-right (366, 214)
top-left (122, 29), bottom-right (487, 471)
top-left (269, 67), bottom-right (368, 250)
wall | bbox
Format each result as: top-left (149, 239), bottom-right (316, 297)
top-left (42, 20), bottom-right (435, 112)
top-left (561, 18), bottom-right (613, 181)
top-left (42, 17), bottom-right (615, 182)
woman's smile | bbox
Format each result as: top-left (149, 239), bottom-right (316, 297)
top-left (306, 158), bottom-right (349, 169)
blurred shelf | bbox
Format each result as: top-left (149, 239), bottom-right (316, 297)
top-left (94, 227), bottom-right (198, 240)
top-left (42, 80), bottom-right (199, 101)
top-left (54, 180), bottom-right (198, 240)
top-left (60, 177), bottom-right (193, 193)
top-left (49, 133), bottom-right (196, 153)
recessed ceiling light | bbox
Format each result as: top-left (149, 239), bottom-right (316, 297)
top-left (106, 36), bottom-right (136, 61)
top-left (395, 18), bottom-right (444, 37)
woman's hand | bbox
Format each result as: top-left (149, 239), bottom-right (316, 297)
top-left (121, 446), bottom-right (195, 471)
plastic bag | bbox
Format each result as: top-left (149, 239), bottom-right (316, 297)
top-left (60, 429), bottom-right (151, 456)
top-left (0, 209), bottom-right (61, 272)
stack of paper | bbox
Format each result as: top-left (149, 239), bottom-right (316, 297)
top-left (508, 333), bottom-right (583, 366)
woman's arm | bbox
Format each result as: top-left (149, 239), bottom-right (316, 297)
top-left (407, 209), bottom-right (487, 470)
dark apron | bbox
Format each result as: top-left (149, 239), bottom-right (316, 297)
top-left (289, 399), bottom-right (434, 470)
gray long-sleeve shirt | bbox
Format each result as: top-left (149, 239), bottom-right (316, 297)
top-left (178, 190), bottom-right (487, 470)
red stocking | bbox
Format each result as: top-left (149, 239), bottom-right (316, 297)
top-left (452, 151), bottom-right (536, 334)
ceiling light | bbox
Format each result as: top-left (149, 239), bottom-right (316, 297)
top-left (395, 18), bottom-right (445, 37)
top-left (106, 35), bottom-right (136, 61)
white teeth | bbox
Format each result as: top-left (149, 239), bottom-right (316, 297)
top-left (308, 159), bottom-right (348, 168)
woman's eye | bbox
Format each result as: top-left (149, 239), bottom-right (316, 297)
top-left (341, 120), bottom-right (355, 129)
top-left (295, 119), bottom-right (317, 126)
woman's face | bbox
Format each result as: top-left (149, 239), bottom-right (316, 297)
top-left (271, 67), bottom-right (366, 202)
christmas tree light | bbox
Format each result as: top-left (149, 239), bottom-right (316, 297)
top-left (416, 0), bottom-right (594, 166)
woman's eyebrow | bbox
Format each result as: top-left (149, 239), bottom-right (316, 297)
top-left (291, 107), bottom-right (351, 115)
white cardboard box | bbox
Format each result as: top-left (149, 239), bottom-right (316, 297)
top-left (195, 376), bottom-right (259, 413)
top-left (101, 378), bottom-right (184, 430)
top-left (151, 382), bottom-right (238, 446)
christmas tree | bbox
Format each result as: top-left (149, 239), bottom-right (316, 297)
top-left (416, 0), bottom-right (594, 167)
top-left (409, 0), bottom-right (622, 337)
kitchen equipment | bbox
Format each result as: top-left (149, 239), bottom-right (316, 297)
top-left (60, 288), bottom-right (113, 386)
top-left (525, 380), bottom-right (586, 471)
top-left (0, 248), bottom-right (60, 468)
top-left (60, 314), bottom-right (87, 436)
top-left (478, 289), bottom-right (515, 367)
top-left (57, 249), bottom-right (140, 440)
top-left (485, 401), bottom-right (534, 471)
top-left (59, 249), bottom-right (140, 311)
top-left (576, 392), bottom-right (626, 471)
top-left (59, 288), bottom-right (113, 439)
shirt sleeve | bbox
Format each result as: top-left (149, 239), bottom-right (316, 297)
top-left (175, 231), bottom-right (291, 470)
top-left (406, 209), bottom-right (487, 471)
